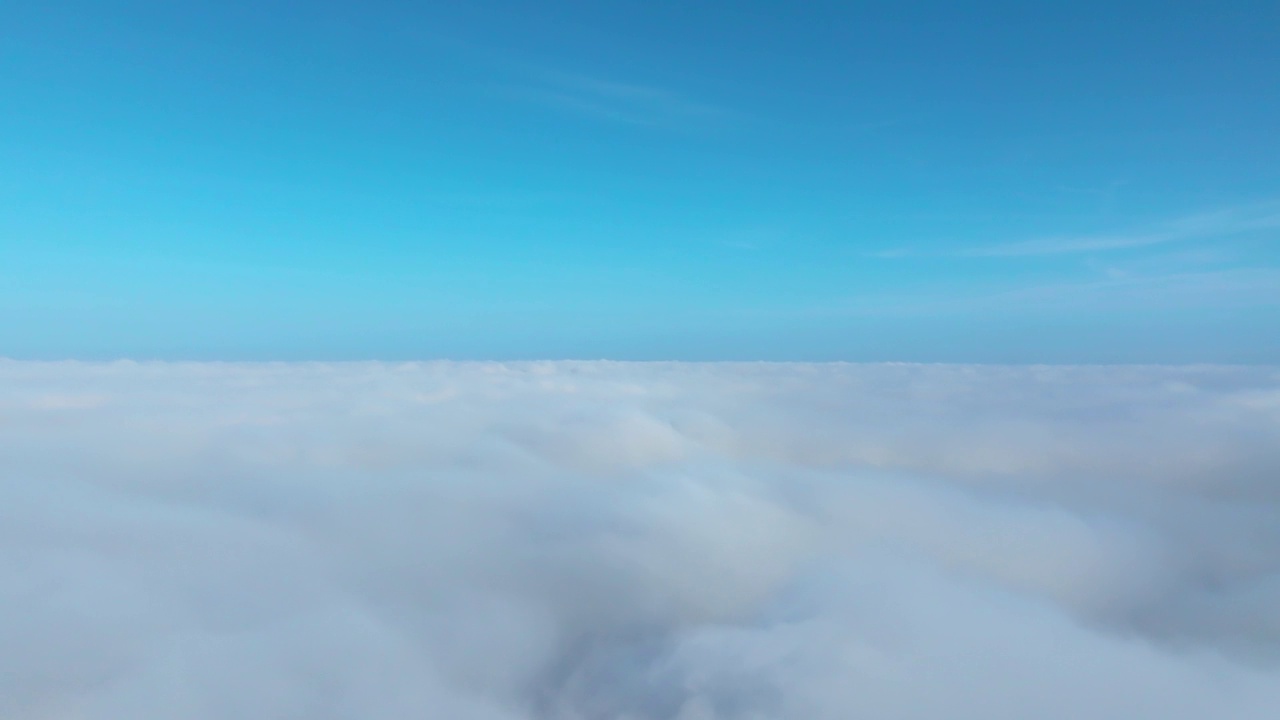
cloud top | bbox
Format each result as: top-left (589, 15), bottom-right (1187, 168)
top-left (2, 360), bottom-right (1279, 719)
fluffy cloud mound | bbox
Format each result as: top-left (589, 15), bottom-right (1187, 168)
top-left (2, 360), bottom-right (1280, 719)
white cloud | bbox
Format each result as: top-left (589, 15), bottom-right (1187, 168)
top-left (2, 360), bottom-right (1279, 718)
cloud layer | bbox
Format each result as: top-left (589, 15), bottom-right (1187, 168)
top-left (3, 360), bottom-right (1279, 719)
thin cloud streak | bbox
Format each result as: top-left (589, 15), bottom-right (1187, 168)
top-left (824, 266), bottom-right (1280, 320)
top-left (963, 200), bottom-right (1280, 257)
top-left (869, 200), bottom-right (1280, 259)
top-left (498, 69), bottom-right (729, 128)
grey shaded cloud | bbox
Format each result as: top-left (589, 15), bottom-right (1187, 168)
top-left (2, 360), bottom-right (1280, 718)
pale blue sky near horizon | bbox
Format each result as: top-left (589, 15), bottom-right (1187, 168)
top-left (2, 1), bottom-right (1278, 361)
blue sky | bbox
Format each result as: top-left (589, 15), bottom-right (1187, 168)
top-left (2, 1), bottom-right (1277, 361)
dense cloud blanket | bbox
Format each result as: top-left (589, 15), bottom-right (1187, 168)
top-left (3, 361), bottom-right (1280, 719)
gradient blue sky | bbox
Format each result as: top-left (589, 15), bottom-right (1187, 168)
top-left (2, 1), bottom-right (1277, 361)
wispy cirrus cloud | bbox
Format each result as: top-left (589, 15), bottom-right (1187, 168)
top-left (829, 266), bottom-right (1280, 320)
top-left (497, 69), bottom-right (728, 128)
top-left (973, 265), bottom-right (1280, 311)
top-left (871, 199), bottom-right (1280, 259)
top-left (964, 200), bottom-right (1280, 257)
